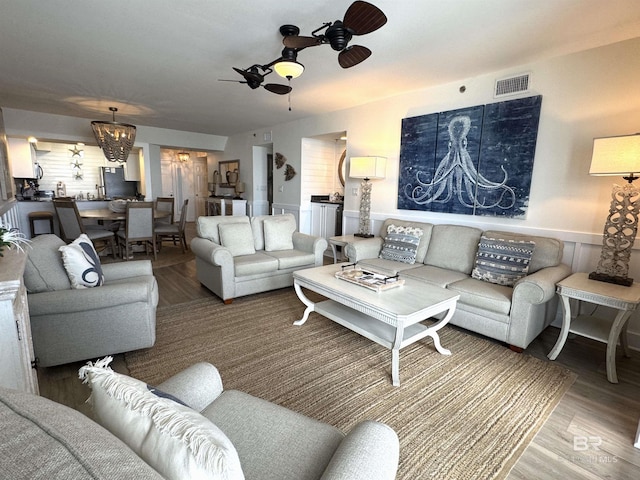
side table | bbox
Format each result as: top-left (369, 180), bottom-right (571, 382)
top-left (548, 272), bottom-right (640, 383)
top-left (328, 234), bottom-right (375, 264)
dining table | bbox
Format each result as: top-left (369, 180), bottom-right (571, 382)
top-left (79, 208), bottom-right (171, 222)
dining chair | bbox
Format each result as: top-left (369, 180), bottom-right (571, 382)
top-left (52, 199), bottom-right (117, 258)
top-left (156, 199), bottom-right (189, 253)
top-left (117, 202), bottom-right (157, 261)
top-left (155, 197), bottom-right (175, 226)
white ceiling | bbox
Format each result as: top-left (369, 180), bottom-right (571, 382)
top-left (1, 0), bottom-right (639, 137)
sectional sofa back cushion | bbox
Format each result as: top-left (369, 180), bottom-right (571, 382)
top-left (483, 230), bottom-right (563, 273)
top-left (424, 225), bottom-right (483, 274)
top-left (218, 223), bottom-right (256, 257)
top-left (263, 215), bottom-right (296, 251)
top-left (378, 219), bottom-right (433, 264)
top-left (197, 216), bottom-right (250, 246)
top-left (250, 214), bottom-right (296, 251)
top-left (23, 234), bottom-right (72, 293)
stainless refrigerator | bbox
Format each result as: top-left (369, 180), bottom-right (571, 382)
top-left (100, 167), bottom-right (137, 199)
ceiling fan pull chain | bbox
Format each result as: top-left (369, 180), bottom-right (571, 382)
top-left (288, 79), bottom-right (292, 111)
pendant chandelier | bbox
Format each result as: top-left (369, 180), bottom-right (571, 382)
top-left (91, 107), bottom-right (137, 163)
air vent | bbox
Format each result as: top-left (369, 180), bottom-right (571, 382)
top-left (494, 73), bottom-right (530, 98)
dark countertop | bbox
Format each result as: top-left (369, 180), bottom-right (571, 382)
top-left (311, 195), bottom-right (344, 204)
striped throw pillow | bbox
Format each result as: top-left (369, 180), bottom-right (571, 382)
top-left (472, 236), bottom-right (536, 286)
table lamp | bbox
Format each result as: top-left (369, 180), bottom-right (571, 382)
top-left (588, 133), bottom-right (640, 286)
top-left (349, 156), bottom-right (386, 237)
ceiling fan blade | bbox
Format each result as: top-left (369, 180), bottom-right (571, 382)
top-left (283, 35), bottom-right (320, 48)
top-left (233, 67), bottom-right (263, 84)
top-left (264, 83), bottom-right (292, 95)
top-left (343, 1), bottom-right (387, 36)
top-left (338, 45), bottom-right (371, 68)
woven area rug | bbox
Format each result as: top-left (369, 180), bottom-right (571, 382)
top-left (125, 288), bottom-right (576, 480)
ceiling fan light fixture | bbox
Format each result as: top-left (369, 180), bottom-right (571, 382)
top-left (91, 107), bottom-right (136, 163)
top-left (274, 60), bottom-right (304, 79)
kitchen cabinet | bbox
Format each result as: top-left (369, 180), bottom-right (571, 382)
top-left (123, 150), bottom-right (141, 181)
top-left (7, 138), bottom-right (36, 178)
top-left (311, 202), bottom-right (341, 252)
top-left (0, 249), bottom-right (39, 394)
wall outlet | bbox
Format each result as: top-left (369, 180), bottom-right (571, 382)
top-left (352, 187), bottom-right (359, 196)
top-left (279, 185), bottom-right (284, 193)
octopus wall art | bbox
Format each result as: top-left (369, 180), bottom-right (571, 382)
top-left (398, 95), bottom-right (542, 218)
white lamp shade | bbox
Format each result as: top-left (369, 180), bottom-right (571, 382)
top-left (274, 60), bottom-right (304, 79)
top-left (589, 134), bottom-right (640, 176)
top-left (349, 156), bottom-right (387, 180)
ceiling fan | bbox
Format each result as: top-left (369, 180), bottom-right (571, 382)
top-left (218, 65), bottom-right (292, 95)
top-left (282, 1), bottom-right (387, 68)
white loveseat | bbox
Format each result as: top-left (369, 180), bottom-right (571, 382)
top-left (191, 214), bottom-right (328, 303)
top-left (345, 219), bottom-right (572, 350)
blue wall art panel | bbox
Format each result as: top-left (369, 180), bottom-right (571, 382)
top-left (398, 95), bottom-right (542, 218)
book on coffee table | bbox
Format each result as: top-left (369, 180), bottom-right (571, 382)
top-left (335, 266), bottom-right (404, 292)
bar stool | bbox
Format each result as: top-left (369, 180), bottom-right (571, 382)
top-left (28, 211), bottom-right (55, 237)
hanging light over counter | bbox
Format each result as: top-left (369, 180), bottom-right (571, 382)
top-left (91, 107), bottom-right (137, 163)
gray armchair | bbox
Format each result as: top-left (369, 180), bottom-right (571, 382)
top-left (23, 234), bottom-right (158, 367)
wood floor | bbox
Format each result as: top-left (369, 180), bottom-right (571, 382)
top-left (37, 223), bottom-right (640, 479)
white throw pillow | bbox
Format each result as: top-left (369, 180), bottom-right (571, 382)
top-left (218, 223), bottom-right (256, 256)
top-left (59, 234), bottom-right (104, 288)
top-left (79, 357), bottom-right (244, 480)
top-left (263, 216), bottom-right (296, 251)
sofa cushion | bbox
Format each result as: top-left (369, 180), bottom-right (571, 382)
top-left (0, 386), bottom-right (165, 480)
top-left (197, 216), bottom-right (250, 245)
top-left (203, 390), bottom-right (344, 480)
top-left (250, 214), bottom-right (297, 251)
top-left (265, 249), bottom-right (316, 269)
top-left (483, 230), bottom-right (563, 273)
top-left (471, 236), bottom-right (536, 286)
top-left (263, 215), bottom-right (296, 251)
top-left (447, 277), bottom-right (513, 315)
top-left (234, 252), bottom-right (279, 276)
top-left (219, 223), bottom-right (256, 257)
top-left (23, 234), bottom-right (72, 293)
top-left (378, 219), bottom-right (433, 263)
top-left (59, 234), bottom-right (105, 288)
top-left (379, 224), bottom-right (424, 264)
top-left (401, 265), bottom-right (469, 288)
top-left (424, 225), bottom-right (483, 274)
top-left (79, 357), bottom-right (244, 480)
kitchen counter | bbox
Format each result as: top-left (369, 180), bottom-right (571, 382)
top-left (15, 200), bottom-right (111, 239)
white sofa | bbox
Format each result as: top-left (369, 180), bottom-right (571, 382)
top-left (191, 214), bottom-right (328, 303)
top-left (0, 361), bottom-right (399, 480)
top-left (345, 219), bottom-right (572, 350)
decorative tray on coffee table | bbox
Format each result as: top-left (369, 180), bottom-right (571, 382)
top-left (335, 263), bottom-right (404, 292)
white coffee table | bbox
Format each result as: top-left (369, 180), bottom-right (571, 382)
top-left (292, 264), bottom-right (460, 386)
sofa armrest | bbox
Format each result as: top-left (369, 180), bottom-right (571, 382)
top-left (344, 237), bottom-right (384, 263)
top-left (320, 420), bottom-right (399, 480)
top-left (293, 232), bottom-right (328, 265)
top-left (28, 278), bottom-right (155, 316)
top-left (102, 260), bottom-right (152, 281)
top-left (293, 231), bottom-right (327, 253)
top-left (190, 237), bottom-right (233, 267)
top-left (513, 263), bottom-right (572, 304)
top-left (156, 363), bottom-right (224, 413)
